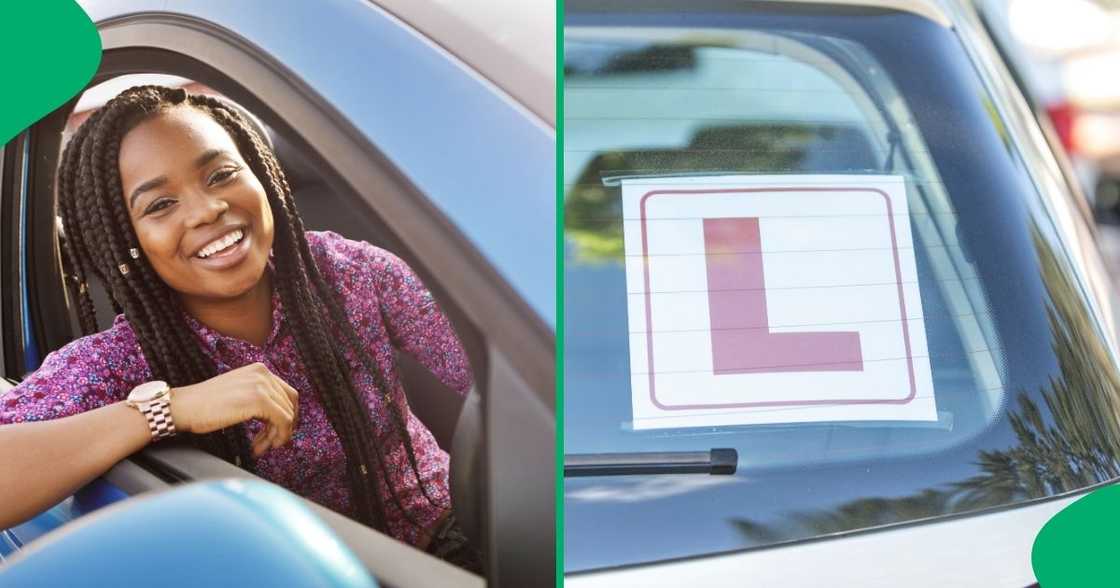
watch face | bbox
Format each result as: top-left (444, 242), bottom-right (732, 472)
top-left (129, 381), bottom-right (170, 403)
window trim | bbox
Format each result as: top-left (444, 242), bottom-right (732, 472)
top-left (1, 135), bottom-right (30, 379)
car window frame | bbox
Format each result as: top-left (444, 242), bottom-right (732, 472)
top-left (13, 53), bottom-right (490, 588)
top-left (0, 139), bottom-right (19, 378)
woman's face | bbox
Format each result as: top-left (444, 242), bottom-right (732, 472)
top-left (117, 106), bottom-right (275, 304)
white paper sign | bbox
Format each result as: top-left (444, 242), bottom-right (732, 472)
top-left (622, 175), bottom-right (937, 430)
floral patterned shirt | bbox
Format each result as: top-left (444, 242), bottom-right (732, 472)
top-left (0, 230), bottom-right (472, 546)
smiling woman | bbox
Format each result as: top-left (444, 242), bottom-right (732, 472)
top-left (118, 105), bottom-right (277, 343)
top-left (0, 85), bottom-right (481, 573)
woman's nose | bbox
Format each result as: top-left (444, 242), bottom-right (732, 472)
top-left (183, 194), bottom-right (230, 228)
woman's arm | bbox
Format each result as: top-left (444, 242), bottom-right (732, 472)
top-left (0, 362), bottom-right (300, 529)
top-left (0, 327), bottom-right (154, 527)
top-left (0, 401), bottom-right (150, 528)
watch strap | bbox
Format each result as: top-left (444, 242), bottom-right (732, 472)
top-left (139, 399), bottom-right (176, 441)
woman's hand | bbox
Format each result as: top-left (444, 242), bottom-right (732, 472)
top-left (169, 362), bottom-right (300, 457)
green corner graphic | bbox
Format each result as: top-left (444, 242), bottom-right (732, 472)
top-left (0, 1), bottom-right (100, 145)
top-left (1032, 485), bottom-right (1120, 586)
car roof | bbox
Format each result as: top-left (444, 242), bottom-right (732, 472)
top-left (79, 0), bottom-right (554, 126)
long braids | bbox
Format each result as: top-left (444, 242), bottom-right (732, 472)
top-left (57, 85), bottom-right (446, 533)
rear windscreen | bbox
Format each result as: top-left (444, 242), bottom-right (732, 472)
top-left (564, 5), bottom-right (1120, 573)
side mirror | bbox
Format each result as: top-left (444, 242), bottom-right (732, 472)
top-left (0, 480), bottom-right (378, 588)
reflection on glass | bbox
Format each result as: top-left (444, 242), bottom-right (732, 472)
top-left (566, 125), bottom-right (876, 263)
top-left (733, 224), bottom-right (1120, 540)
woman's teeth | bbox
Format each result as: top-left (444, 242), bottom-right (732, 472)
top-left (197, 229), bottom-right (244, 258)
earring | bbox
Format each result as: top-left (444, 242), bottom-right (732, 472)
top-left (129, 248), bottom-right (140, 259)
top-left (118, 263), bottom-right (129, 276)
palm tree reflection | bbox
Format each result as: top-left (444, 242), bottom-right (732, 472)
top-left (735, 225), bottom-right (1120, 539)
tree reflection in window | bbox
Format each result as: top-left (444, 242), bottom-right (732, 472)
top-left (732, 223), bottom-right (1120, 539)
top-left (564, 123), bottom-right (879, 263)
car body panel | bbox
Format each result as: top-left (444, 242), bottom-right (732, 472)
top-left (568, 485), bottom-right (1090, 587)
top-left (940, 0), bottom-right (1120, 347)
top-left (1, 480), bottom-right (379, 587)
top-left (4, 480), bottom-right (126, 553)
top-left (372, 0), bottom-right (555, 125)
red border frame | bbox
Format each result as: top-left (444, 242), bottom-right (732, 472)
top-left (638, 187), bottom-right (918, 411)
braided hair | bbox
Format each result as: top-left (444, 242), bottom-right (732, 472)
top-left (57, 85), bottom-right (447, 534)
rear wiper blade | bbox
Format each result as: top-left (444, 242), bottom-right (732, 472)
top-left (564, 448), bottom-right (738, 477)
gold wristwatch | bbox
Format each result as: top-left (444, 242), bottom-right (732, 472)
top-left (126, 381), bottom-right (176, 441)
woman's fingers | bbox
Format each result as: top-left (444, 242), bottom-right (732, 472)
top-left (251, 416), bottom-right (281, 456)
top-left (278, 379), bottom-right (300, 425)
top-left (186, 364), bottom-right (302, 458)
top-left (250, 388), bottom-right (295, 456)
top-left (266, 393), bottom-right (295, 443)
top-left (257, 372), bottom-right (296, 417)
top-left (266, 377), bottom-right (300, 448)
top-left (251, 425), bottom-right (273, 457)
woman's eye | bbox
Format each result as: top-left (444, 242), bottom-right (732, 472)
top-left (208, 166), bottom-right (241, 186)
top-left (143, 199), bottom-right (175, 216)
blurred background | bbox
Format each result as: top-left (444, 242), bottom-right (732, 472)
top-left (975, 0), bottom-right (1120, 277)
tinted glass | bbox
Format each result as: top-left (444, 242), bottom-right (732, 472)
top-left (564, 5), bottom-right (1120, 572)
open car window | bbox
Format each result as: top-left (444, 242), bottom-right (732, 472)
top-left (16, 68), bottom-right (489, 583)
top-left (46, 74), bottom-right (484, 440)
top-left (57, 74), bottom-right (484, 362)
top-left (564, 5), bottom-right (1120, 573)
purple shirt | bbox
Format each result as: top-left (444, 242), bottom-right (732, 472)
top-left (0, 231), bottom-right (472, 546)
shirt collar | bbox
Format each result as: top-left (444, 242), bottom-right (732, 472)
top-left (182, 267), bottom-right (285, 354)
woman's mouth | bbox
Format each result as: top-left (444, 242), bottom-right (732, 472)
top-left (192, 228), bottom-right (251, 270)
